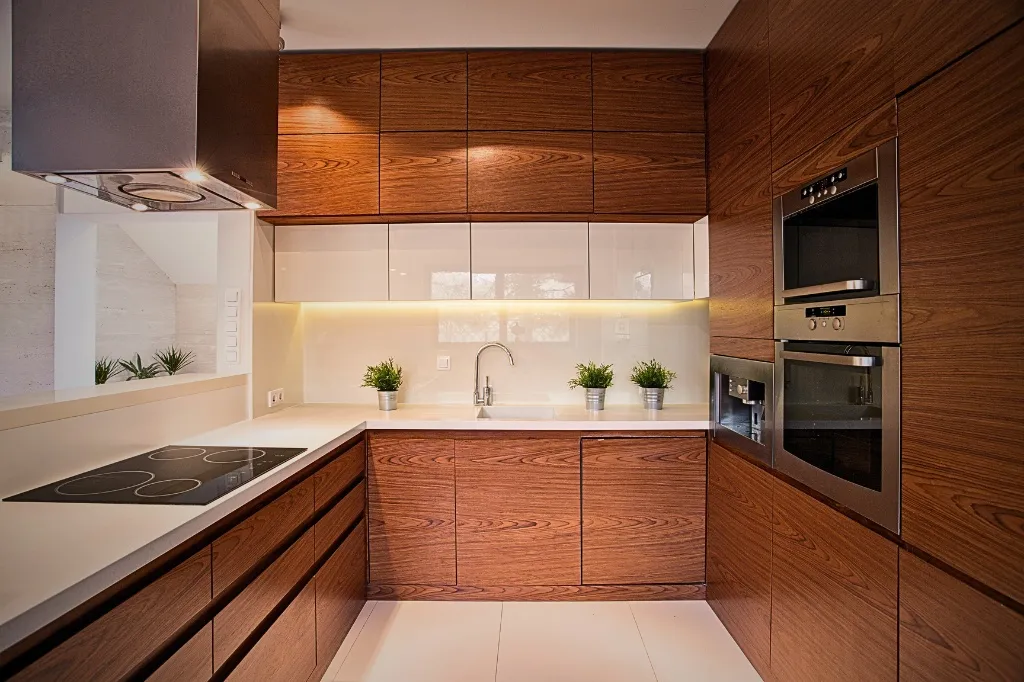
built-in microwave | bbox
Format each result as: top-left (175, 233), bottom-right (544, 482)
top-left (773, 139), bottom-right (898, 305)
top-left (711, 355), bottom-right (774, 467)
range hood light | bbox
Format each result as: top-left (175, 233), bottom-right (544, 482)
top-left (43, 174), bottom-right (67, 184)
top-left (243, 201), bottom-right (263, 210)
top-left (181, 170), bottom-right (206, 183)
top-left (131, 202), bottom-right (150, 212)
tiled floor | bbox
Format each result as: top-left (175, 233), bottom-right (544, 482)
top-left (319, 600), bottom-right (763, 682)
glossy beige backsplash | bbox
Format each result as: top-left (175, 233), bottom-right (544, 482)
top-left (301, 300), bottom-right (710, 406)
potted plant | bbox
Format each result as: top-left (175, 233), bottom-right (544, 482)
top-left (118, 353), bottom-right (162, 381)
top-left (362, 358), bottom-right (403, 411)
top-left (95, 357), bottom-right (123, 385)
top-left (155, 346), bottom-right (196, 376)
top-left (630, 359), bottom-right (677, 410)
top-left (567, 362), bottom-right (614, 411)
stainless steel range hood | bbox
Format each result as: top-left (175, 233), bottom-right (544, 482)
top-left (11, 0), bottom-right (280, 211)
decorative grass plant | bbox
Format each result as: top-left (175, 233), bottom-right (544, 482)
top-left (629, 359), bottom-right (677, 389)
top-left (95, 357), bottom-right (123, 385)
top-left (155, 346), bottom-right (196, 376)
top-left (362, 358), bottom-right (403, 392)
top-left (119, 353), bottom-right (163, 381)
top-left (567, 362), bottom-right (614, 390)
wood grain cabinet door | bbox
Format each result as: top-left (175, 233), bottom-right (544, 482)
top-left (368, 433), bottom-right (456, 585)
top-left (593, 132), bottom-right (706, 215)
top-left (706, 443), bottom-right (773, 681)
top-left (276, 133), bottom-right (380, 216)
top-left (381, 50), bottom-right (468, 131)
top-left (279, 53), bottom-right (380, 134)
top-left (582, 436), bottom-right (706, 584)
top-left (592, 51), bottom-right (705, 132)
top-left (313, 440), bottom-right (366, 514)
top-left (455, 435), bottom-right (582, 585)
top-left (315, 519), bottom-right (368, 678)
top-left (770, 480), bottom-right (899, 682)
top-left (224, 581), bottom-right (316, 682)
top-left (898, 21), bottom-right (1024, 606)
top-left (146, 623), bottom-right (212, 682)
top-left (380, 132), bottom-right (468, 214)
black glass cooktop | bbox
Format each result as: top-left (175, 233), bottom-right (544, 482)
top-left (3, 445), bottom-right (307, 505)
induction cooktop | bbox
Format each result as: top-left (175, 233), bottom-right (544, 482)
top-left (3, 445), bottom-right (308, 505)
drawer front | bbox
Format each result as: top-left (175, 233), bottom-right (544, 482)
top-left (13, 547), bottom-right (212, 682)
top-left (315, 480), bottom-right (366, 562)
top-left (213, 528), bottom-right (315, 670)
top-left (146, 622), bottom-right (212, 682)
top-left (315, 440), bottom-right (366, 513)
top-left (224, 581), bottom-right (317, 682)
top-left (316, 518), bottom-right (368, 671)
top-left (212, 478), bottom-right (314, 597)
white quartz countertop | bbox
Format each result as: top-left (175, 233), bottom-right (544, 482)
top-left (0, 402), bottom-right (709, 652)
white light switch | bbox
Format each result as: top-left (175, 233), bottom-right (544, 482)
top-left (225, 350), bottom-right (239, 364)
top-left (225, 334), bottom-right (238, 348)
top-left (225, 305), bottom-right (238, 319)
top-left (437, 355), bottom-right (451, 371)
top-left (224, 320), bottom-right (238, 333)
top-left (225, 288), bottom-right (241, 304)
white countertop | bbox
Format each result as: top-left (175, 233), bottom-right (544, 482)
top-left (0, 402), bottom-right (709, 652)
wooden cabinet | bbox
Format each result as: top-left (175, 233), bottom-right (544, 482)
top-left (468, 131), bottom-right (593, 213)
top-left (593, 132), bottom-right (706, 215)
top-left (313, 440), bottom-right (366, 514)
top-left (582, 436), bottom-right (706, 584)
top-left (470, 222), bottom-right (589, 300)
top-left (380, 132), bottom-right (468, 214)
top-left (899, 550), bottom-right (1024, 682)
top-left (592, 51), bottom-right (704, 132)
top-left (588, 222), bottom-right (696, 300)
top-left (767, 0), bottom-right (894, 170)
top-left (276, 133), bottom-right (380, 216)
top-left (455, 434), bottom-right (581, 585)
top-left (381, 51), bottom-right (467, 131)
top-left (706, 443), bottom-right (773, 680)
top-left (11, 548), bottom-right (212, 682)
top-left (274, 224), bottom-right (389, 303)
top-left (388, 223), bottom-right (471, 301)
top-left (368, 433), bottom-right (456, 585)
top-left (468, 51), bottom-right (592, 130)
top-left (898, 22), bottom-right (1024, 605)
top-left (315, 480), bottom-right (366, 562)
top-left (771, 479), bottom-right (899, 682)
top-left (315, 519), bottom-right (368, 679)
top-left (279, 53), bottom-right (380, 134)
top-left (146, 623), bottom-right (212, 682)
top-left (224, 582), bottom-right (316, 682)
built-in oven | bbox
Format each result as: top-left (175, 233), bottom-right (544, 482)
top-left (711, 355), bottom-right (774, 467)
top-left (774, 139), bottom-right (898, 305)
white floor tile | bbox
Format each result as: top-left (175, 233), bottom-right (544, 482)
top-left (334, 600), bottom-right (503, 682)
top-left (495, 601), bottom-right (658, 682)
top-left (319, 601), bottom-right (378, 682)
top-left (629, 601), bottom-right (763, 682)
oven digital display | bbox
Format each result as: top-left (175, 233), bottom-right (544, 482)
top-left (805, 305), bottom-right (847, 318)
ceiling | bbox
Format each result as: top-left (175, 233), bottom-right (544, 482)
top-left (280, 0), bottom-right (740, 51)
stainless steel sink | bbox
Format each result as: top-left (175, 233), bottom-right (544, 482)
top-left (475, 405), bottom-right (557, 420)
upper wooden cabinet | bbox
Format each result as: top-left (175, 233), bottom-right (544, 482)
top-left (380, 132), bottom-right (468, 214)
top-left (381, 51), bottom-right (468, 131)
top-left (898, 22), bottom-right (1024, 605)
top-left (274, 224), bottom-right (389, 303)
top-left (455, 434), bottom-right (582, 586)
top-left (892, 0), bottom-right (1024, 94)
top-left (278, 53), bottom-right (380, 134)
top-left (468, 51), bottom-right (592, 130)
top-left (592, 51), bottom-right (704, 132)
top-left (276, 133), bottom-right (379, 216)
top-left (771, 480), bottom-right (899, 682)
top-left (767, 0), bottom-right (894, 170)
top-left (593, 132), bottom-right (706, 215)
top-left (582, 436), bottom-right (706, 584)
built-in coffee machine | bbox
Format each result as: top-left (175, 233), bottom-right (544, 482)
top-left (711, 355), bottom-right (774, 467)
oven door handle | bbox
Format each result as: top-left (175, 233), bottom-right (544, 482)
top-left (781, 351), bottom-right (882, 367)
top-left (781, 279), bottom-right (873, 300)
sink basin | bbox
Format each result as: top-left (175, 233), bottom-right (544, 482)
top-left (476, 405), bottom-right (557, 420)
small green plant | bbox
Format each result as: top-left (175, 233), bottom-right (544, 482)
top-left (630, 359), bottom-right (677, 389)
top-left (95, 357), bottom-right (123, 385)
top-left (567, 362), bottom-right (614, 390)
top-left (362, 358), bottom-right (403, 392)
top-left (155, 346), bottom-right (196, 376)
top-left (119, 353), bottom-right (163, 381)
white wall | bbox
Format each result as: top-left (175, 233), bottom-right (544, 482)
top-left (301, 300), bottom-right (710, 406)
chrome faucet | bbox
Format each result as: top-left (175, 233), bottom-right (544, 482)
top-left (474, 342), bottom-right (515, 406)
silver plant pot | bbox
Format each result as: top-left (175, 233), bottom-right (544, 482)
top-left (377, 390), bottom-right (398, 411)
top-left (642, 387), bottom-right (665, 410)
top-left (584, 387), bottom-right (607, 411)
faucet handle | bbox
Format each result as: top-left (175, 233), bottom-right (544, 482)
top-left (484, 376), bottom-right (492, 406)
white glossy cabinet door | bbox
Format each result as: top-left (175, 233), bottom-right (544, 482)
top-left (693, 216), bottom-right (710, 299)
top-left (388, 223), bottom-right (471, 301)
top-left (470, 222), bottom-right (589, 300)
top-left (274, 224), bottom-right (388, 302)
top-left (588, 222), bottom-right (693, 300)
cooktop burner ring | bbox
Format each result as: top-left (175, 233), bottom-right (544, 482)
top-left (134, 478), bottom-right (203, 498)
top-left (55, 471), bottom-right (156, 496)
top-left (202, 448), bottom-right (267, 464)
top-left (148, 447), bottom-right (208, 461)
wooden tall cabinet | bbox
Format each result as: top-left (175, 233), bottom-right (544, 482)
top-left (898, 21), bottom-right (1024, 606)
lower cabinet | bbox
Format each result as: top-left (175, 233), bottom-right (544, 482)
top-left (224, 581), bottom-right (317, 682)
top-left (582, 436), bottom-right (706, 584)
top-left (770, 478), bottom-right (899, 682)
top-left (706, 443), bottom-right (773, 681)
top-left (147, 623), bottom-right (212, 682)
top-left (315, 519), bottom-right (368, 679)
top-left (455, 434), bottom-right (582, 585)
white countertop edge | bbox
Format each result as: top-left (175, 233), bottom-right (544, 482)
top-left (366, 419), bottom-right (711, 430)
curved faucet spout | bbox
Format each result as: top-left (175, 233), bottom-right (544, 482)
top-left (474, 343), bottom-right (515, 406)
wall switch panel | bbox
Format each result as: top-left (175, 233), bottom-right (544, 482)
top-left (437, 355), bottom-right (451, 370)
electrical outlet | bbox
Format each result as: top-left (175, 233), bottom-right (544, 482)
top-left (437, 355), bottom-right (451, 371)
top-left (267, 388), bottom-right (285, 408)
top-left (614, 318), bottom-right (630, 336)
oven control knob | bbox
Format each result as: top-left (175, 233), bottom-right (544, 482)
top-left (832, 317), bottom-right (844, 331)
top-left (808, 318), bottom-right (817, 330)
top-left (809, 195), bottom-right (815, 204)
top-left (830, 185), bottom-right (838, 195)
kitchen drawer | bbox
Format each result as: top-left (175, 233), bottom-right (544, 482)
top-left (212, 478), bottom-right (314, 597)
top-left (12, 547), bottom-right (211, 682)
top-left (314, 440), bottom-right (366, 513)
top-left (224, 581), bottom-right (316, 682)
top-left (213, 528), bottom-right (315, 670)
top-left (146, 622), bottom-right (212, 682)
top-left (316, 518), bottom-right (368, 676)
top-left (315, 480), bottom-right (366, 562)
